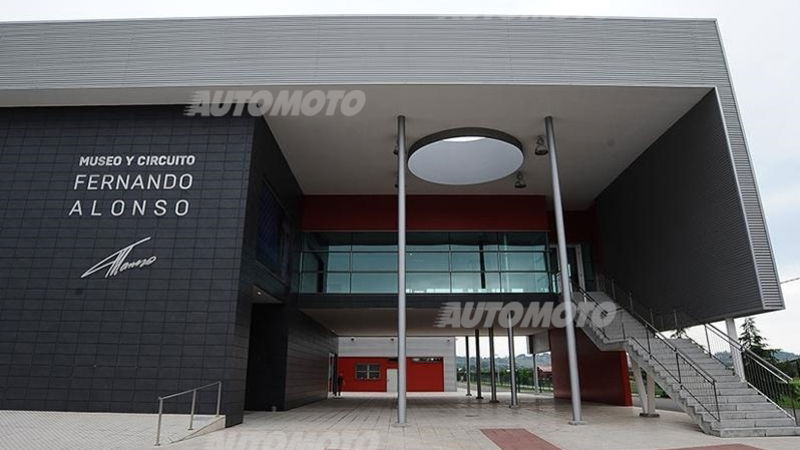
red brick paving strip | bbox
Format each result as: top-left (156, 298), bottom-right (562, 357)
top-left (480, 428), bottom-right (561, 450)
top-left (667, 446), bottom-right (763, 450)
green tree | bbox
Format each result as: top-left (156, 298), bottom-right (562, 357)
top-left (739, 317), bottom-right (780, 364)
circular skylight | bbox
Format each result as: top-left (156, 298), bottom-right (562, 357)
top-left (408, 128), bottom-right (524, 185)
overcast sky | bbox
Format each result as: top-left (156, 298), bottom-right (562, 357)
top-left (3, 1), bottom-right (798, 355)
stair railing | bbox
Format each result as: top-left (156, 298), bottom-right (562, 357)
top-left (596, 273), bottom-right (799, 426)
top-left (155, 381), bottom-right (223, 446)
top-left (669, 309), bottom-right (799, 426)
top-left (573, 281), bottom-right (721, 421)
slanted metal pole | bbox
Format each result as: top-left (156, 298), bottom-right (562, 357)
top-left (188, 389), bottom-right (197, 430)
top-left (155, 398), bottom-right (164, 446)
top-left (545, 116), bottom-right (585, 424)
top-left (507, 316), bottom-right (519, 407)
top-left (489, 328), bottom-right (499, 403)
top-left (725, 318), bottom-right (746, 382)
top-left (631, 360), bottom-right (648, 415)
top-left (465, 336), bottom-right (472, 396)
top-left (475, 329), bottom-right (483, 399)
top-left (644, 371), bottom-right (660, 418)
top-left (396, 115), bottom-right (408, 425)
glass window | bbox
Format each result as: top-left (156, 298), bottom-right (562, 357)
top-left (300, 272), bottom-right (350, 293)
top-left (450, 232), bottom-right (498, 251)
top-left (352, 252), bottom-right (397, 271)
top-left (301, 252), bottom-right (350, 272)
top-left (501, 272), bottom-right (551, 293)
top-left (407, 252), bottom-right (449, 272)
top-left (407, 273), bottom-right (451, 293)
top-left (499, 232), bottom-right (547, 251)
top-left (351, 273), bottom-right (397, 293)
top-left (451, 272), bottom-right (501, 293)
top-left (451, 252), bottom-right (499, 271)
top-left (299, 231), bottom-right (551, 294)
top-left (498, 252), bottom-right (547, 271)
top-left (355, 363), bottom-right (381, 380)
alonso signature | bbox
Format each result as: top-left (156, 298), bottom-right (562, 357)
top-left (81, 236), bottom-right (157, 279)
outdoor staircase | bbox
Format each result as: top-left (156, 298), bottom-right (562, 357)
top-left (577, 289), bottom-right (800, 437)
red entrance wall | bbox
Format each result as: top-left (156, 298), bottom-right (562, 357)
top-left (302, 195), bottom-right (549, 231)
top-left (549, 328), bottom-right (632, 406)
top-left (337, 357), bottom-right (444, 392)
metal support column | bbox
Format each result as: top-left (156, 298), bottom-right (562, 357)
top-left (489, 328), bottom-right (498, 403)
top-left (643, 372), bottom-right (660, 418)
top-left (475, 329), bottom-right (483, 399)
top-left (725, 318), bottom-right (746, 382)
top-left (465, 336), bottom-right (472, 396)
top-left (545, 116), bottom-right (585, 424)
top-left (396, 115), bottom-right (407, 425)
top-left (507, 316), bottom-right (519, 408)
top-left (532, 351), bottom-right (540, 393)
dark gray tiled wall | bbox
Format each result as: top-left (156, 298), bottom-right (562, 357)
top-left (596, 92), bottom-right (760, 322)
top-left (0, 106), bottom-right (255, 419)
top-left (240, 119), bottom-right (337, 412)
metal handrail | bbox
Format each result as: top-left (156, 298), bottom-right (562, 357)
top-left (155, 381), bottom-right (222, 446)
top-left (593, 277), bottom-right (719, 383)
top-left (674, 309), bottom-right (793, 383)
top-left (669, 309), bottom-right (798, 425)
top-left (595, 273), bottom-right (798, 425)
top-left (576, 282), bottom-right (721, 421)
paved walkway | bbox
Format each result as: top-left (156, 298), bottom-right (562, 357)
top-left (0, 392), bottom-right (797, 449)
top-left (173, 391), bottom-right (799, 450)
top-left (0, 410), bottom-right (220, 449)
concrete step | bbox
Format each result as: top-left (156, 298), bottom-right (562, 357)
top-left (688, 394), bottom-right (770, 404)
top-left (717, 426), bottom-right (800, 438)
top-left (710, 410), bottom-right (794, 420)
top-left (712, 417), bottom-right (797, 429)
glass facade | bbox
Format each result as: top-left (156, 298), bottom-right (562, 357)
top-left (300, 232), bottom-right (552, 294)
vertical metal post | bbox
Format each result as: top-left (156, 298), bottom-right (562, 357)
top-left (475, 329), bottom-right (483, 399)
top-left (489, 328), bottom-right (498, 403)
top-left (507, 315), bottom-right (519, 407)
top-left (545, 116), bottom-right (584, 424)
top-left (465, 336), bottom-right (472, 396)
top-left (188, 389), bottom-right (197, 430)
top-left (216, 382), bottom-right (222, 416)
top-left (725, 318), bottom-right (745, 382)
top-left (155, 398), bottom-right (164, 446)
top-left (532, 350), bottom-right (540, 393)
top-left (396, 115), bottom-right (408, 425)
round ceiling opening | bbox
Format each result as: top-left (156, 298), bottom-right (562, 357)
top-left (408, 128), bottom-right (524, 185)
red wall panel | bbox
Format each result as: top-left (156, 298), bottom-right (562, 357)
top-left (337, 357), bottom-right (387, 392)
top-left (407, 359), bottom-right (445, 392)
top-left (337, 357), bottom-right (444, 392)
top-left (549, 327), bottom-right (632, 406)
top-left (302, 195), bottom-right (549, 231)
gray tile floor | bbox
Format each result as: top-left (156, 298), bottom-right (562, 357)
top-left (0, 410), bottom-right (219, 449)
top-left (173, 391), bottom-right (799, 450)
top-left (1, 392), bottom-right (797, 449)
